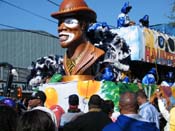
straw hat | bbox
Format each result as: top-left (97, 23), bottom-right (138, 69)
top-left (51, 0), bottom-right (96, 22)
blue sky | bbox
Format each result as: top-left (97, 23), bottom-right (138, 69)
top-left (0, 0), bottom-right (174, 36)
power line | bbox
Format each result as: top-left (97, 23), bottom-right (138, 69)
top-left (0, 0), bottom-right (116, 31)
top-left (0, 0), bottom-right (57, 24)
top-left (0, 23), bottom-right (58, 39)
top-left (47, 0), bottom-right (60, 6)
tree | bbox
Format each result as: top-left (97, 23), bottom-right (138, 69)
top-left (168, 0), bottom-right (175, 26)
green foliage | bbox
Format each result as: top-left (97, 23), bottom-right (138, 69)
top-left (101, 81), bottom-right (140, 111)
top-left (101, 81), bottom-right (158, 111)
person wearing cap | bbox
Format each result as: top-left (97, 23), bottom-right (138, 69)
top-left (51, 0), bottom-right (105, 82)
top-left (28, 90), bottom-right (47, 109)
top-left (117, 2), bottom-right (135, 28)
top-left (0, 97), bottom-right (16, 109)
top-left (139, 15), bottom-right (149, 28)
top-left (60, 94), bottom-right (83, 129)
top-left (63, 94), bottom-right (112, 131)
top-left (28, 90), bottom-right (58, 130)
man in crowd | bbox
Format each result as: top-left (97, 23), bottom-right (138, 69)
top-left (136, 90), bottom-right (160, 129)
top-left (28, 90), bottom-right (58, 129)
top-left (60, 94), bottom-right (84, 128)
top-left (63, 94), bottom-right (112, 131)
top-left (103, 91), bottom-right (159, 131)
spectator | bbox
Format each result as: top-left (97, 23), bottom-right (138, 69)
top-left (156, 88), bottom-right (175, 131)
top-left (16, 109), bottom-right (55, 131)
top-left (0, 97), bottom-right (25, 115)
top-left (101, 99), bottom-right (114, 119)
top-left (27, 90), bottom-right (46, 110)
top-left (136, 90), bottom-right (160, 129)
top-left (103, 91), bottom-right (159, 131)
top-left (0, 97), bottom-right (16, 108)
top-left (170, 103), bottom-right (175, 131)
top-left (16, 97), bottom-right (28, 115)
top-left (28, 90), bottom-right (58, 130)
top-left (60, 94), bottom-right (84, 127)
top-left (63, 94), bottom-right (112, 131)
top-left (156, 90), bottom-right (169, 131)
top-left (0, 105), bottom-right (18, 131)
top-left (117, 2), bottom-right (135, 28)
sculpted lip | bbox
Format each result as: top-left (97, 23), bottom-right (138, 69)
top-left (59, 32), bottom-right (69, 42)
top-left (59, 32), bottom-right (74, 43)
top-left (59, 35), bottom-right (68, 42)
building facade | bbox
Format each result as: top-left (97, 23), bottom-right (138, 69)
top-left (0, 29), bottom-right (65, 92)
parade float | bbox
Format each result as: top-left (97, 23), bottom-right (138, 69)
top-left (27, 24), bottom-right (175, 113)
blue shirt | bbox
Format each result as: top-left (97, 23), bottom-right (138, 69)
top-left (139, 102), bottom-right (160, 129)
top-left (103, 114), bottom-right (159, 131)
top-left (117, 13), bottom-right (131, 28)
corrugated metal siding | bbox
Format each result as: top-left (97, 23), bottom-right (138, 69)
top-left (0, 29), bottom-right (65, 68)
top-left (0, 67), bottom-right (30, 83)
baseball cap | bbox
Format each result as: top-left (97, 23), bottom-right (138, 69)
top-left (68, 94), bottom-right (79, 106)
top-left (30, 91), bottom-right (46, 103)
top-left (0, 98), bottom-right (16, 108)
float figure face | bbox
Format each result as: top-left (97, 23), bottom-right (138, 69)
top-left (58, 18), bottom-right (84, 48)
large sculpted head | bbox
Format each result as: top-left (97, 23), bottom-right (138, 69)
top-left (51, 0), bottom-right (97, 48)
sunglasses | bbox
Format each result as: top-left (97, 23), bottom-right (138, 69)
top-left (30, 97), bottom-right (40, 100)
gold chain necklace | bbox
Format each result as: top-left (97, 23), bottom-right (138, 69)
top-left (65, 42), bottom-right (90, 74)
top-left (66, 52), bottom-right (84, 74)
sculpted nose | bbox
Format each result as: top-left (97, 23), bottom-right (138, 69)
top-left (58, 22), bottom-right (67, 32)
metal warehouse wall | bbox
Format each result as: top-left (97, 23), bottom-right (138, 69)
top-left (0, 29), bottom-right (65, 68)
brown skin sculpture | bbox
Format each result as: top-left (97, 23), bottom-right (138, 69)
top-left (51, 0), bottom-right (105, 81)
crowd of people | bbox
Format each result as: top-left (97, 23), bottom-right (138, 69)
top-left (1, 88), bottom-right (175, 131)
top-left (0, 0), bottom-right (174, 131)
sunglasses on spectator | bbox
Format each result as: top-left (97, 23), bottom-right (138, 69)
top-left (30, 97), bottom-right (40, 100)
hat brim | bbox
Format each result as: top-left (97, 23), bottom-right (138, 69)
top-left (51, 7), bottom-right (96, 22)
top-left (127, 6), bottom-right (132, 10)
top-left (139, 19), bottom-right (144, 23)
